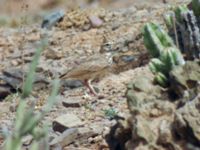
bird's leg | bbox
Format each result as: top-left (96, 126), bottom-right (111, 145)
top-left (84, 79), bottom-right (97, 96)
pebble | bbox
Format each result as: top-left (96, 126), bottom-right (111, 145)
top-left (0, 86), bottom-right (11, 100)
top-left (89, 15), bottom-right (103, 28)
top-left (61, 80), bottom-right (83, 89)
top-left (62, 98), bottom-right (82, 108)
top-left (53, 114), bottom-right (84, 132)
top-left (11, 60), bottom-right (19, 66)
top-left (50, 128), bottom-right (79, 148)
top-left (45, 49), bottom-right (63, 59)
top-left (42, 9), bottom-right (65, 29)
top-left (88, 135), bottom-right (102, 143)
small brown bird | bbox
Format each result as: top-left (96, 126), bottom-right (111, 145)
top-left (60, 55), bottom-right (112, 96)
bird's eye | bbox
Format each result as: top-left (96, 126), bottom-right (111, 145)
top-left (104, 43), bottom-right (111, 47)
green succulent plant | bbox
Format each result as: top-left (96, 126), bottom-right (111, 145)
top-left (164, 2), bottom-right (200, 60)
top-left (163, 12), bottom-right (175, 29)
top-left (143, 22), bottom-right (174, 58)
top-left (174, 5), bottom-right (189, 23)
top-left (160, 47), bottom-right (185, 67)
top-left (164, 5), bottom-right (189, 31)
top-left (149, 58), bottom-right (166, 74)
top-left (149, 47), bottom-right (184, 72)
top-left (143, 22), bottom-right (185, 87)
top-left (154, 72), bottom-right (168, 87)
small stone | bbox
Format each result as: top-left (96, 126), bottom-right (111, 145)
top-left (0, 102), bottom-right (11, 113)
top-left (90, 124), bottom-right (104, 135)
top-left (93, 135), bottom-right (102, 142)
top-left (89, 15), bottom-right (103, 28)
top-left (98, 95), bottom-right (105, 99)
top-left (88, 137), bottom-right (94, 143)
top-left (72, 126), bottom-right (101, 145)
top-left (11, 60), bottom-right (19, 66)
top-left (61, 80), bottom-right (83, 89)
top-left (45, 49), bottom-right (63, 59)
top-left (149, 108), bottom-right (160, 117)
top-left (9, 103), bottom-right (18, 112)
top-left (62, 98), bottom-right (82, 108)
top-left (22, 135), bottom-right (33, 146)
top-left (78, 126), bottom-right (99, 138)
top-left (50, 128), bottom-right (79, 148)
top-left (102, 127), bottom-right (110, 138)
top-left (0, 86), bottom-right (11, 100)
top-left (85, 49), bottom-right (93, 54)
top-left (42, 10), bottom-right (65, 29)
top-left (26, 33), bottom-right (40, 42)
top-left (121, 55), bottom-right (135, 63)
top-left (53, 114), bottom-right (83, 133)
top-left (76, 128), bottom-right (92, 144)
top-left (88, 135), bottom-right (102, 143)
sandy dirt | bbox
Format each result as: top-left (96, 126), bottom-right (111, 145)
top-left (0, 0), bottom-right (191, 149)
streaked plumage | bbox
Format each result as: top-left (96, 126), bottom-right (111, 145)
top-left (60, 55), bottom-right (112, 95)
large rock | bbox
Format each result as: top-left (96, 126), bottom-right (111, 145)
top-left (110, 61), bottom-right (200, 150)
top-left (174, 94), bottom-right (200, 145)
top-left (126, 68), bottom-right (165, 114)
top-left (169, 61), bottom-right (200, 98)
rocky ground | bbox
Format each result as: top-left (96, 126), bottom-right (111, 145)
top-left (0, 0), bottom-right (197, 150)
